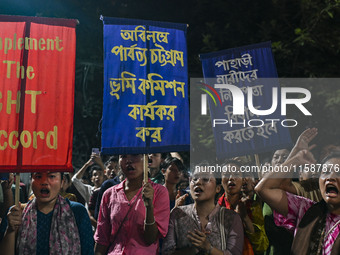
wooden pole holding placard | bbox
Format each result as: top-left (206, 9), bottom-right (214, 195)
top-left (144, 154), bottom-right (149, 184)
top-left (143, 154), bottom-right (149, 207)
top-left (254, 154), bottom-right (260, 168)
top-left (254, 154), bottom-right (261, 180)
top-left (15, 173), bottom-right (20, 206)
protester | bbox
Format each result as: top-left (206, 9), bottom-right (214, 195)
top-left (261, 148), bottom-right (294, 255)
top-left (103, 155), bottom-right (119, 179)
top-left (242, 171), bottom-right (257, 200)
top-left (72, 153), bottom-right (105, 208)
top-left (88, 187), bottom-right (100, 229)
top-left (94, 154), bottom-right (170, 254)
top-left (162, 164), bottom-right (244, 255)
top-left (220, 160), bottom-right (268, 255)
top-left (319, 144), bottom-right (340, 162)
top-left (0, 173), bottom-right (14, 221)
top-left (149, 153), bottom-right (169, 184)
top-left (0, 172), bottom-right (94, 255)
top-left (256, 150), bottom-right (340, 254)
top-left (94, 156), bottom-right (123, 220)
top-left (27, 172), bottom-right (78, 203)
top-left (60, 173), bottom-right (77, 202)
top-left (161, 156), bottom-right (186, 210)
top-left (177, 170), bottom-right (190, 191)
top-left (273, 128), bottom-right (322, 201)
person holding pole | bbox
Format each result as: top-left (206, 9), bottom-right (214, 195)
top-left (94, 154), bottom-right (170, 255)
top-left (0, 172), bottom-right (94, 255)
top-left (71, 152), bottom-right (105, 208)
top-left (0, 173), bottom-right (14, 220)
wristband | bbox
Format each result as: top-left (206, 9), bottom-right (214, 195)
top-left (144, 219), bottom-right (155, 226)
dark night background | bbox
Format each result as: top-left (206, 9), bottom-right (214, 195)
top-left (1, 0), bottom-right (339, 168)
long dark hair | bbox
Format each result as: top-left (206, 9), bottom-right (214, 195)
top-left (320, 151), bottom-right (340, 164)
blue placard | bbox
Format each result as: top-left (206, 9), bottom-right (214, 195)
top-left (101, 17), bottom-right (189, 154)
top-left (200, 42), bottom-right (292, 159)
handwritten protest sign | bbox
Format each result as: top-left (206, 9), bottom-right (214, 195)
top-left (101, 17), bottom-right (189, 154)
top-left (0, 15), bottom-right (77, 172)
top-left (200, 42), bottom-right (292, 159)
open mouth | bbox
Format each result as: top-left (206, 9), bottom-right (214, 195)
top-left (40, 188), bottom-right (50, 196)
top-left (326, 184), bottom-right (339, 196)
top-left (126, 165), bottom-right (135, 172)
top-left (228, 182), bottom-right (236, 188)
top-left (148, 157), bottom-right (153, 166)
top-left (194, 187), bottom-right (203, 193)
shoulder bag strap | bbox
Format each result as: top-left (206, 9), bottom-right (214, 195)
top-left (219, 206), bottom-right (226, 251)
top-left (110, 188), bottom-right (143, 246)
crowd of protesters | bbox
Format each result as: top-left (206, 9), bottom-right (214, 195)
top-left (1, 128), bottom-right (340, 254)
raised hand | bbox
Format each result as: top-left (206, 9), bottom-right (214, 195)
top-left (91, 153), bottom-right (104, 165)
top-left (287, 128), bottom-right (318, 161)
top-left (1, 173), bottom-right (14, 191)
top-left (175, 190), bottom-right (189, 207)
top-left (291, 149), bottom-right (317, 166)
top-left (295, 128), bottom-right (318, 151)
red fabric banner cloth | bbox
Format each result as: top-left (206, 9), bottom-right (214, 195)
top-left (0, 15), bottom-right (77, 172)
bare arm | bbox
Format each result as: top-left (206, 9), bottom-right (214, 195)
top-left (142, 183), bottom-right (159, 245)
top-left (0, 229), bottom-right (16, 255)
top-left (271, 128), bottom-right (318, 196)
top-left (88, 209), bottom-right (97, 228)
top-left (256, 178), bottom-right (288, 216)
top-left (0, 174), bottom-right (14, 218)
top-left (0, 205), bottom-right (22, 255)
top-left (234, 199), bottom-right (254, 234)
top-left (276, 177), bottom-right (298, 195)
top-left (92, 154), bottom-right (105, 171)
top-left (255, 150), bottom-right (316, 216)
top-left (73, 157), bottom-right (93, 180)
top-left (144, 204), bottom-right (159, 245)
top-left (94, 243), bottom-right (108, 255)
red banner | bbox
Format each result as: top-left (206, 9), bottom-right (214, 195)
top-left (0, 15), bottom-right (77, 172)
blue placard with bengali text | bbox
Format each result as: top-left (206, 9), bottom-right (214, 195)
top-left (101, 17), bottom-right (189, 154)
top-left (200, 42), bottom-right (292, 159)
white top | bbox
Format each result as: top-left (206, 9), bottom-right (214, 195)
top-left (71, 176), bottom-right (95, 208)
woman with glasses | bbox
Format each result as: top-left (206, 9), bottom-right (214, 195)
top-left (162, 163), bottom-right (244, 255)
top-left (220, 160), bottom-right (268, 255)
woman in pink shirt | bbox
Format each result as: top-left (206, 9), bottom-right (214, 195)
top-left (256, 151), bottom-right (340, 254)
top-left (94, 154), bottom-right (170, 255)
